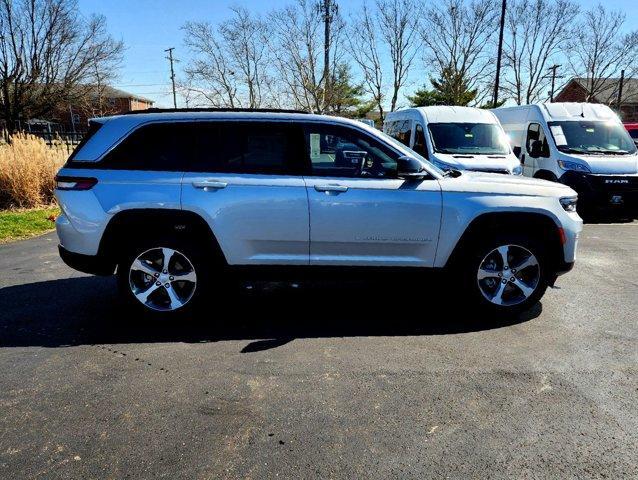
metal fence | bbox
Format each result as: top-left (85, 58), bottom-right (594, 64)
top-left (21, 130), bottom-right (86, 155)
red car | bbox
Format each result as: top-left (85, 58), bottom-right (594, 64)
top-left (625, 123), bottom-right (638, 146)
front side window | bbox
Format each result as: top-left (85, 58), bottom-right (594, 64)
top-left (428, 123), bottom-right (510, 155)
top-left (304, 124), bottom-right (398, 178)
top-left (526, 123), bottom-right (550, 157)
top-left (548, 121), bottom-right (637, 155)
top-left (413, 123), bottom-right (427, 158)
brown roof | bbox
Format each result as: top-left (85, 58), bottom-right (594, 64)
top-left (98, 86), bottom-right (154, 104)
top-left (571, 77), bottom-right (638, 104)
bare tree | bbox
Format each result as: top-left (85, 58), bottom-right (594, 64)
top-left (419, 0), bottom-right (498, 106)
top-left (567, 4), bottom-right (638, 103)
top-left (502, 0), bottom-right (579, 105)
top-left (183, 7), bottom-right (273, 108)
top-left (348, 3), bottom-right (385, 120)
top-left (0, 0), bottom-right (123, 133)
top-left (376, 0), bottom-right (420, 112)
top-left (268, 0), bottom-right (344, 113)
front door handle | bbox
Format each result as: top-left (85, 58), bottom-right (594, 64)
top-left (192, 180), bottom-right (228, 190)
top-left (314, 184), bottom-right (348, 193)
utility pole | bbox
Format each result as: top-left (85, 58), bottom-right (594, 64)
top-left (318, 0), bottom-right (338, 112)
top-left (616, 69), bottom-right (625, 115)
top-left (547, 64), bottom-right (561, 102)
top-left (492, 0), bottom-right (507, 108)
top-left (165, 47), bottom-right (177, 109)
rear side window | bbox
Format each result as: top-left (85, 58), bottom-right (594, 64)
top-left (190, 122), bottom-right (302, 174)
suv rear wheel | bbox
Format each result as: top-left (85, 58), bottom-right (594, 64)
top-left (116, 238), bottom-right (208, 315)
top-left (462, 234), bottom-right (549, 315)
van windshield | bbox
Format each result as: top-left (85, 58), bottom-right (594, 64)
top-left (428, 123), bottom-right (510, 155)
top-left (548, 121), bottom-right (637, 155)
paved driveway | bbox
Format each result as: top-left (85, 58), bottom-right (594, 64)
top-left (0, 224), bottom-right (637, 479)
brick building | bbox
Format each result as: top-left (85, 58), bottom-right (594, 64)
top-left (555, 77), bottom-right (638, 122)
top-left (62, 86), bottom-right (154, 131)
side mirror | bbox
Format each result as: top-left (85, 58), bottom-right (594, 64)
top-left (397, 155), bottom-right (428, 180)
top-left (529, 139), bottom-right (543, 158)
top-left (512, 146), bottom-right (521, 158)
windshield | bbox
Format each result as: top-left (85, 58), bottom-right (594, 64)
top-left (377, 130), bottom-right (445, 176)
top-left (548, 121), bottom-right (637, 155)
top-left (428, 123), bottom-right (510, 155)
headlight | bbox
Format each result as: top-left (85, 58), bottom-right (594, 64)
top-left (560, 196), bottom-right (578, 212)
top-left (558, 160), bottom-right (591, 173)
top-left (512, 165), bottom-right (523, 175)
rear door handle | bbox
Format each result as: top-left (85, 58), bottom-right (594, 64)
top-left (192, 180), bottom-right (228, 190)
top-left (314, 184), bottom-right (348, 193)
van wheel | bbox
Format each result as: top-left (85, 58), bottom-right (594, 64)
top-left (116, 238), bottom-right (208, 316)
top-left (462, 235), bottom-right (549, 316)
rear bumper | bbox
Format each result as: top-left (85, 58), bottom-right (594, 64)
top-left (58, 245), bottom-right (115, 276)
top-left (559, 171), bottom-right (638, 212)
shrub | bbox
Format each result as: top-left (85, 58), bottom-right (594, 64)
top-left (0, 134), bottom-right (68, 209)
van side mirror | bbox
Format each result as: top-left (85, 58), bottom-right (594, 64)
top-left (397, 155), bottom-right (428, 180)
top-left (512, 146), bottom-right (521, 158)
top-left (529, 140), bottom-right (543, 158)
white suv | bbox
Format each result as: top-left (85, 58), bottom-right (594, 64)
top-left (55, 109), bottom-right (582, 316)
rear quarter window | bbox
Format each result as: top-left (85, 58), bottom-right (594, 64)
top-left (64, 121), bottom-right (104, 166)
top-left (100, 123), bottom-right (184, 171)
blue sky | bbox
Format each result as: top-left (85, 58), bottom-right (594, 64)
top-left (78, 0), bottom-right (638, 108)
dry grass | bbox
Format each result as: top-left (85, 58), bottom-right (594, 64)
top-left (0, 133), bottom-right (68, 209)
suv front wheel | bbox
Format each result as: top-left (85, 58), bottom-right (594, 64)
top-left (462, 234), bottom-right (549, 315)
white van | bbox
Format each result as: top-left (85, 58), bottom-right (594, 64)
top-left (384, 106), bottom-right (522, 175)
top-left (493, 103), bottom-right (638, 215)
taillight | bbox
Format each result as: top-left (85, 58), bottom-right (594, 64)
top-left (55, 176), bottom-right (98, 191)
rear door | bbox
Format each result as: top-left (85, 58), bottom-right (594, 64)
top-left (181, 121), bottom-right (310, 265)
top-left (302, 122), bottom-right (441, 267)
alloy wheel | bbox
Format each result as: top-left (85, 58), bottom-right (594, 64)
top-left (128, 247), bottom-right (197, 311)
top-left (476, 244), bottom-right (540, 307)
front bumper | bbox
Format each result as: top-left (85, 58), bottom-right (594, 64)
top-left (58, 245), bottom-right (115, 276)
top-left (559, 171), bottom-right (638, 212)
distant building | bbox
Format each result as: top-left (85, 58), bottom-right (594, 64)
top-left (62, 86), bottom-right (154, 131)
top-left (555, 77), bottom-right (638, 122)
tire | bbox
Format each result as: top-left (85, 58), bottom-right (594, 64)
top-left (459, 234), bottom-right (549, 316)
top-left (116, 236), bottom-right (211, 317)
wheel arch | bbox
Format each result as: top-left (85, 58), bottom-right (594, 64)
top-left (98, 208), bottom-right (227, 267)
top-left (445, 211), bottom-right (564, 273)
top-left (533, 169), bottom-right (559, 182)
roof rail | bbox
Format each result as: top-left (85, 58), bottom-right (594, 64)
top-left (123, 107), bottom-right (310, 115)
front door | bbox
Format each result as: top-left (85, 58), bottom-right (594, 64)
top-left (302, 123), bottom-right (441, 267)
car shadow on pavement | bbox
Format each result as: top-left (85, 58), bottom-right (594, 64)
top-left (0, 275), bottom-right (542, 350)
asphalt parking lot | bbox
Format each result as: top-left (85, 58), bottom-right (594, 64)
top-left (0, 222), bottom-right (637, 479)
